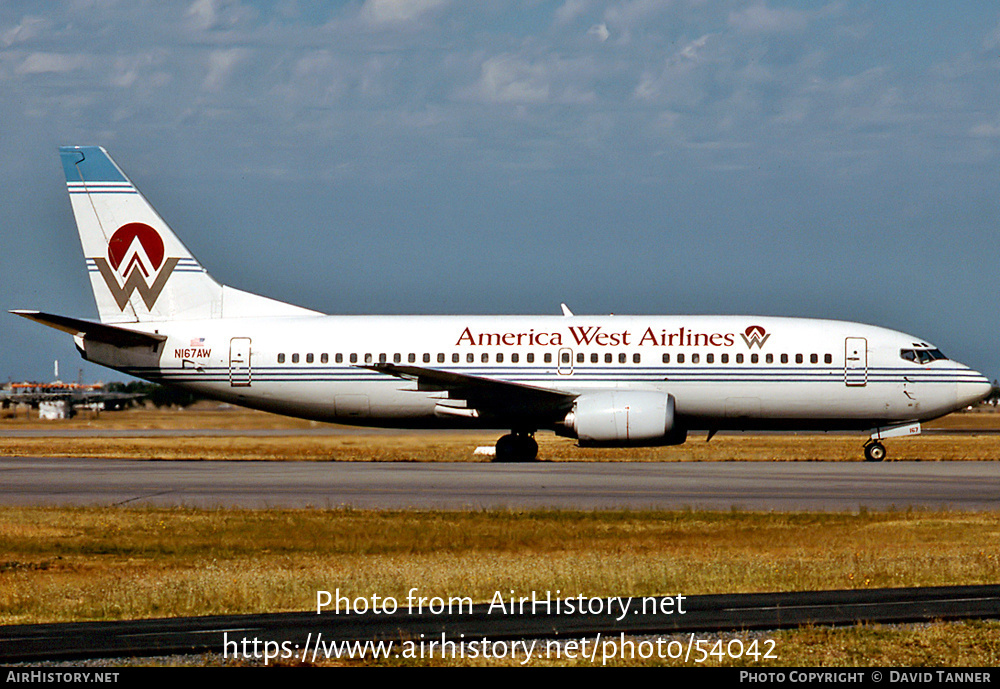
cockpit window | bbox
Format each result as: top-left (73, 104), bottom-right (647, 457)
top-left (900, 348), bottom-right (947, 364)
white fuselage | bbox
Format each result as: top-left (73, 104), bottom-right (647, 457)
top-left (81, 314), bottom-right (991, 433)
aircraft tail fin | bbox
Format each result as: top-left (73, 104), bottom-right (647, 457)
top-left (60, 146), bottom-right (319, 324)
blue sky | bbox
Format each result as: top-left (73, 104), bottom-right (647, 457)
top-left (2, 1), bottom-right (999, 383)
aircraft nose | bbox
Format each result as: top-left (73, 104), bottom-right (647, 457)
top-left (957, 370), bottom-right (994, 409)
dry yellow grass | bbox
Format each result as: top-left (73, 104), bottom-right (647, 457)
top-left (1, 404), bottom-right (998, 461)
top-left (2, 506), bottom-right (999, 666)
top-left (2, 507), bottom-right (998, 626)
top-left (0, 431), bottom-right (997, 462)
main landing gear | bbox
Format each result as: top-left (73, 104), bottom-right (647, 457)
top-left (493, 431), bottom-right (539, 462)
top-left (863, 440), bottom-right (887, 462)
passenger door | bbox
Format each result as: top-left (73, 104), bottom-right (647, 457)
top-left (844, 337), bottom-right (867, 387)
top-left (229, 337), bottom-right (252, 387)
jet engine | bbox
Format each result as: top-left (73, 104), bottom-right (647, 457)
top-left (558, 391), bottom-right (686, 446)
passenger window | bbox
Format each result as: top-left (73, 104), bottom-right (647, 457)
top-left (618, 353), bottom-right (626, 364)
top-left (677, 353), bottom-right (685, 364)
top-left (393, 353), bottom-right (401, 363)
top-left (335, 353), bottom-right (342, 364)
top-left (365, 353), bottom-right (372, 364)
top-left (691, 353), bottom-right (699, 364)
top-left (824, 354), bottom-right (832, 364)
top-left (408, 353), bottom-right (416, 363)
top-left (452, 353), bottom-right (460, 363)
top-left (423, 353), bottom-right (431, 363)
top-left (512, 353), bottom-right (519, 363)
top-left (577, 353), bottom-right (585, 363)
top-left (810, 354), bottom-right (818, 364)
top-left (736, 354), bottom-right (744, 364)
top-left (662, 353), bottom-right (670, 364)
top-left (605, 353), bottom-right (612, 364)
top-left (467, 353), bottom-right (474, 363)
top-left (306, 353), bottom-right (314, 363)
top-left (545, 353), bottom-right (553, 363)
top-left (497, 353), bottom-right (504, 363)
top-left (350, 353), bottom-right (358, 364)
top-left (438, 353), bottom-right (445, 363)
top-left (277, 353), bottom-right (285, 364)
top-left (321, 353), bottom-right (329, 364)
top-left (706, 353), bottom-right (714, 364)
top-left (781, 354), bottom-right (788, 364)
top-left (482, 353), bottom-right (489, 363)
top-left (721, 353), bottom-right (729, 364)
top-left (633, 353), bottom-right (641, 364)
top-left (751, 353), bottom-right (758, 364)
top-left (292, 353), bottom-right (300, 363)
top-left (527, 353), bottom-right (535, 363)
top-left (591, 353), bottom-right (599, 364)
top-left (562, 352), bottom-right (570, 364)
top-left (795, 354), bottom-right (803, 364)
top-left (765, 354), bottom-right (773, 364)
top-left (379, 353), bottom-right (387, 364)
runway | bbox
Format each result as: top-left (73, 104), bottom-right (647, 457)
top-left (1, 458), bottom-right (998, 511)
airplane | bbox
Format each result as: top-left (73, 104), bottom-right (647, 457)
top-left (11, 146), bottom-right (993, 462)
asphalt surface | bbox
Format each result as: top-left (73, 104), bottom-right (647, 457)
top-left (1, 457), bottom-right (998, 510)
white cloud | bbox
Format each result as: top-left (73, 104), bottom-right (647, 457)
top-left (970, 121), bottom-right (1000, 138)
top-left (16, 52), bottom-right (88, 75)
top-left (556, 0), bottom-right (595, 26)
top-left (633, 34), bottom-right (715, 103)
top-left (587, 23), bottom-right (610, 42)
top-left (359, 0), bottom-right (448, 25)
top-left (983, 20), bottom-right (1000, 51)
top-left (202, 48), bottom-right (248, 92)
top-left (461, 54), bottom-right (601, 106)
top-left (2, 15), bottom-right (48, 48)
top-left (728, 3), bottom-right (810, 34)
top-left (185, 0), bottom-right (255, 32)
top-left (473, 56), bottom-right (550, 104)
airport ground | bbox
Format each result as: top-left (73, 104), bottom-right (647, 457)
top-left (1, 404), bottom-right (998, 666)
top-left (1, 402), bottom-right (998, 462)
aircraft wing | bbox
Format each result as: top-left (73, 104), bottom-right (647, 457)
top-left (365, 363), bottom-right (576, 423)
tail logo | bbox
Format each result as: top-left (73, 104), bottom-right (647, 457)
top-left (741, 325), bottom-right (770, 349)
top-left (93, 223), bottom-right (179, 310)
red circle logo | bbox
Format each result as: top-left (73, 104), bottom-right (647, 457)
top-left (107, 223), bottom-right (164, 274)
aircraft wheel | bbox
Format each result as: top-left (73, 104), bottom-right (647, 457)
top-left (864, 441), bottom-right (887, 462)
top-left (493, 433), bottom-right (538, 462)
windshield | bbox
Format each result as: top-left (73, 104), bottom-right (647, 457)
top-left (900, 348), bottom-right (948, 364)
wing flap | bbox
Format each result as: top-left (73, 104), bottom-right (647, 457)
top-left (365, 363), bottom-right (576, 422)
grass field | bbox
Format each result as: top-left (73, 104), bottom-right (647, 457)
top-left (1, 404), bottom-right (998, 462)
top-left (1, 507), bottom-right (999, 665)
top-left (1, 405), bottom-right (997, 665)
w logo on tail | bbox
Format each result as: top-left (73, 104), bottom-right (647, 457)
top-left (741, 325), bottom-right (770, 349)
top-left (92, 223), bottom-right (178, 310)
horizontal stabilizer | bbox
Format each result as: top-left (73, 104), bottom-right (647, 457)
top-left (10, 310), bottom-right (166, 348)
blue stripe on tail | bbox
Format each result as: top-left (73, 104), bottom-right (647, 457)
top-left (59, 146), bottom-right (128, 184)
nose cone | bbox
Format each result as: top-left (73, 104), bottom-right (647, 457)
top-left (957, 370), bottom-right (994, 409)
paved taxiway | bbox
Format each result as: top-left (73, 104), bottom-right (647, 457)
top-left (1, 458), bottom-right (998, 511)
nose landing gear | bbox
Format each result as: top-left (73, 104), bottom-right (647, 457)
top-left (863, 440), bottom-right (887, 462)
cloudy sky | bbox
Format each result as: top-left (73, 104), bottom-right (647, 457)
top-left (2, 1), bottom-right (999, 383)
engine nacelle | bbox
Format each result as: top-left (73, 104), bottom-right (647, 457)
top-left (560, 391), bottom-right (685, 446)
